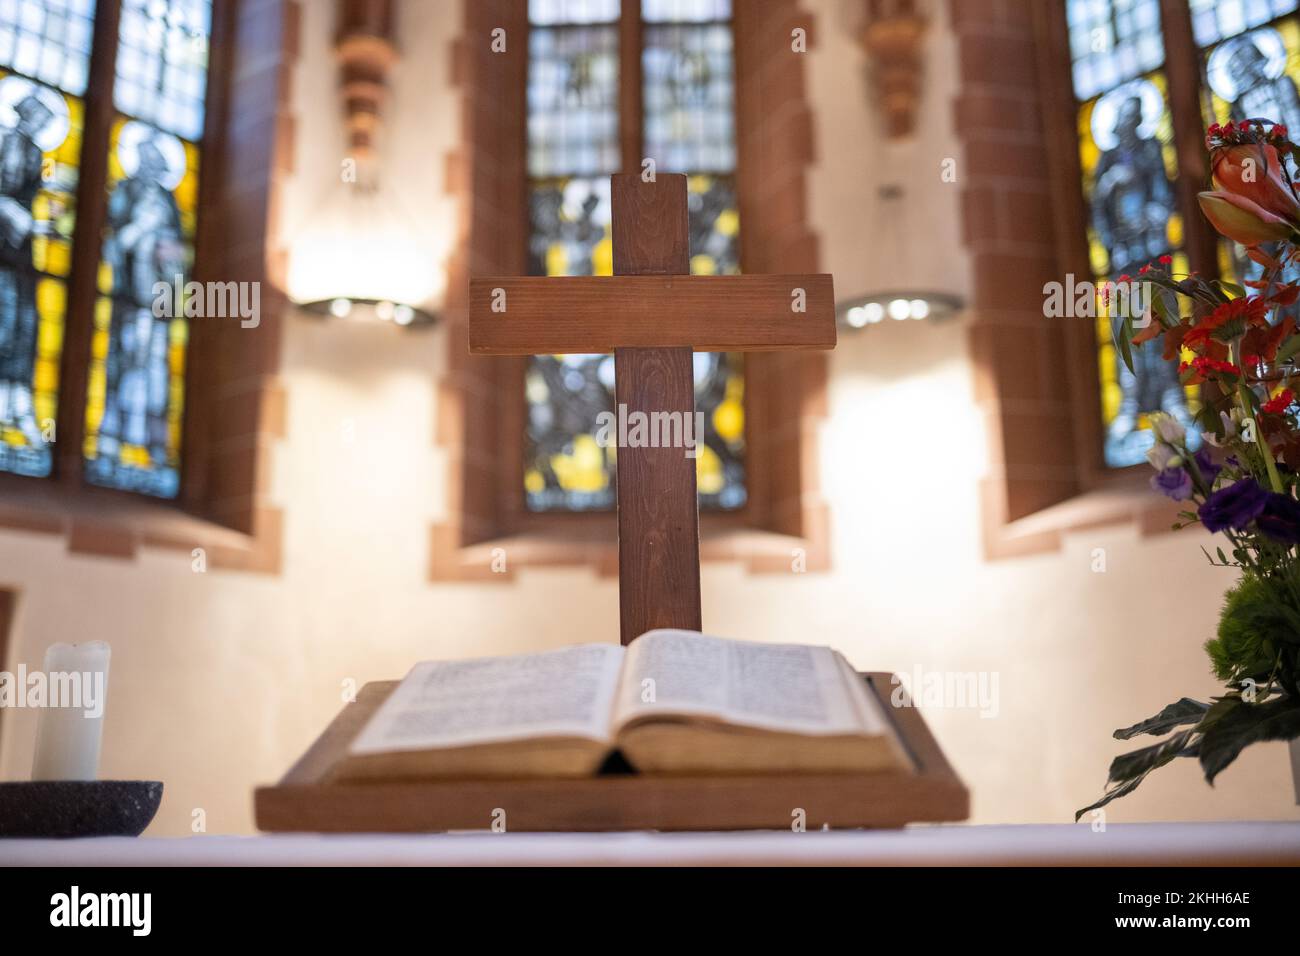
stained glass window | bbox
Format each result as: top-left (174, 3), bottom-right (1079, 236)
top-left (1068, 0), bottom-right (1201, 468)
top-left (523, 0), bottom-right (745, 512)
top-left (0, 0), bottom-right (94, 478)
top-left (83, 0), bottom-right (210, 498)
top-left (1196, 5), bottom-right (1300, 313)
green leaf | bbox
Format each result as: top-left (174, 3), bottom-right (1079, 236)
top-left (1199, 695), bottom-right (1300, 784)
top-left (1116, 316), bottom-right (1135, 376)
top-left (1151, 288), bottom-right (1177, 329)
top-left (1277, 334), bottom-right (1300, 365)
top-left (1113, 698), bottom-right (1211, 740)
top-left (1218, 280), bottom-right (1247, 300)
top-left (1108, 727), bottom-right (1199, 783)
top-left (1075, 773), bottom-right (1150, 822)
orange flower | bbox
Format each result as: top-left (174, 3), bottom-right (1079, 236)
top-left (1210, 143), bottom-right (1300, 226)
top-left (1198, 191), bottom-right (1295, 246)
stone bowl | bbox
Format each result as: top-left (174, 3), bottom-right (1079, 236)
top-left (0, 781), bottom-right (163, 838)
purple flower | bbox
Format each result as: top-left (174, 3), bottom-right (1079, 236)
top-left (1194, 449), bottom-right (1221, 485)
top-left (1150, 467), bottom-right (1192, 500)
top-left (1257, 493), bottom-right (1300, 544)
top-left (1199, 479), bottom-right (1270, 533)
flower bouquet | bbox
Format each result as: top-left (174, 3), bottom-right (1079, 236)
top-left (1078, 118), bottom-right (1300, 819)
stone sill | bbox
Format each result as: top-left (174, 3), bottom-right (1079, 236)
top-left (0, 474), bottom-right (254, 558)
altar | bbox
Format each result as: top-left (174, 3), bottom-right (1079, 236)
top-left (3, 823), bottom-right (1299, 867)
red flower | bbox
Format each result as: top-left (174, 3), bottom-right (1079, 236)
top-left (1182, 296), bottom-right (1271, 349)
top-left (1158, 255), bottom-right (1172, 265)
top-left (1263, 389), bottom-right (1295, 415)
top-left (1179, 356), bottom-right (1241, 380)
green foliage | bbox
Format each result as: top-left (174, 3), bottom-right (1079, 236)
top-left (1076, 692), bottom-right (1300, 820)
top-left (1204, 574), bottom-right (1299, 684)
top-left (1112, 698), bottom-right (1208, 740)
top-left (1199, 696), bottom-right (1300, 784)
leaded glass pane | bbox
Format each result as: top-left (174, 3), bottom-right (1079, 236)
top-left (687, 173), bottom-right (739, 275)
top-left (529, 0), bottom-right (620, 26)
top-left (0, 69), bottom-right (82, 477)
top-left (527, 23), bottom-right (619, 178)
top-left (113, 0), bottom-right (211, 142)
top-left (83, 116), bottom-right (198, 498)
top-left (642, 0), bottom-right (730, 23)
top-left (1067, 0), bottom-right (1165, 101)
top-left (642, 1), bottom-right (744, 509)
top-left (528, 176), bottom-right (613, 278)
top-left (642, 22), bottom-right (735, 172)
top-left (85, 0), bottom-right (210, 498)
top-left (0, 0), bottom-right (92, 480)
top-left (1190, 0), bottom-right (1299, 46)
top-left (1069, 2), bottom-right (1200, 468)
top-left (0, 0), bottom-right (96, 95)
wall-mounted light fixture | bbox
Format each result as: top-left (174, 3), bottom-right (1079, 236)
top-left (298, 296), bottom-right (436, 328)
top-left (838, 291), bottom-right (962, 330)
top-left (287, 0), bottom-right (439, 330)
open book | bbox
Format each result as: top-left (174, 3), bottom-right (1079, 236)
top-left (335, 630), bottom-right (912, 780)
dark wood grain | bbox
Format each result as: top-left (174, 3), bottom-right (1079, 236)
top-left (467, 274), bottom-right (836, 354)
top-left (611, 174), bottom-right (701, 644)
top-left (254, 676), bottom-right (971, 833)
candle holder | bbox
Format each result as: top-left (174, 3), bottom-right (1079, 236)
top-left (0, 781), bottom-right (163, 838)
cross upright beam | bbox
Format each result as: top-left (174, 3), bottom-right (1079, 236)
top-left (469, 173), bottom-right (836, 645)
top-left (610, 174), bottom-right (701, 644)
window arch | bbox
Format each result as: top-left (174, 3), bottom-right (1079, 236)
top-left (435, 0), bottom-right (829, 578)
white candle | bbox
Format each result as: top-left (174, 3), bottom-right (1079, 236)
top-left (31, 641), bottom-right (111, 781)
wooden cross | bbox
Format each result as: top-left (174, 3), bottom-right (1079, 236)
top-left (470, 174), bottom-right (836, 645)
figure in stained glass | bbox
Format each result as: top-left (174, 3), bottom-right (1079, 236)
top-left (96, 124), bottom-right (185, 469)
top-left (1090, 80), bottom-right (1194, 463)
top-left (1209, 27), bottom-right (1300, 129)
top-left (0, 80), bottom-right (67, 451)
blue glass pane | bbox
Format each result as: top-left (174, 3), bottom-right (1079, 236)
top-left (114, 0), bottom-right (211, 141)
top-left (0, 0), bottom-right (97, 94)
top-left (1068, 0), bottom-right (1165, 100)
top-left (1190, 0), bottom-right (1300, 46)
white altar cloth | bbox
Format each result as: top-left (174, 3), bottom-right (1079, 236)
top-left (1, 822), bottom-right (1298, 866)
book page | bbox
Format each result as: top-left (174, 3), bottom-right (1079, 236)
top-left (613, 630), bottom-right (870, 736)
top-left (349, 643), bottom-right (625, 754)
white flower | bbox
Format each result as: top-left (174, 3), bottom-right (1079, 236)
top-left (1150, 412), bottom-right (1185, 445)
top-left (1147, 442), bottom-right (1180, 471)
top-left (1202, 410), bottom-right (1240, 448)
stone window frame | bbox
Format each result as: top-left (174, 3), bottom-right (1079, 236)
top-left (0, 0), bottom-right (298, 573)
top-left (957, 0), bottom-right (1222, 558)
top-left (432, 0), bottom-right (831, 581)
